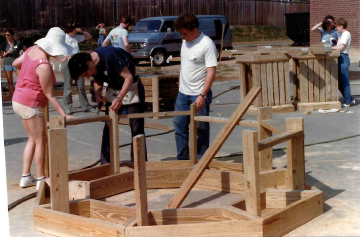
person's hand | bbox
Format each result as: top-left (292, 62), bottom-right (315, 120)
top-left (6, 49), bottom-right (12, 54)
top-left (65, 115), bottom-right (77, 120)
top-left (95, 92), bottom-right (102, 105)
top-left (194, 96), bottom-right (205, 112)
top-left (111, 97), bottom-right (122, 111)
top-left (75, 28), bottom-right (83, 33)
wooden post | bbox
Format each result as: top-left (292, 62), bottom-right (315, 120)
top-left (218, 23), bottom-right (225, 67)
top-left (133, 134), bottom-right (148, 226)
top-left (48, 128), bottom-right (70, 213)
top-left (190, 104), bottom-right (197, 165)
top-left (44, 104), bottom-right (50, 177)
top-left (285, 118), bottom-right (305, 190)
top-left (109, 108), bottom-right (120, 174)
top-left (239, 63), bottom-right (246, 102)
top-left (257, 107), bottom-right (272, 171)
top-left (152, 76), bottom-right (159, 119)
top-left (242, 130), bottom-right (261, 217)
top-left (166, 87), bottom-right (261, 209)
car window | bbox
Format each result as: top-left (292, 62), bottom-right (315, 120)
top-left (161, 21), bottom-right (175, 32)
top-left (133, 20), bottom-right (162, 33)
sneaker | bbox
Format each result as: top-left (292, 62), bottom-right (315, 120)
top-left (19, 174), bottom-right (36, 188)
top-left (36, 176), bottom-right (46, 191)
top-left (342, 103), bottom-right (350, 107)
top-left (351, 99), bottom-right (356, 105)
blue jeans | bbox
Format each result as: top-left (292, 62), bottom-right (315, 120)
top-left (97, 34), bottom-right (105, 48)
top-left (174, 90), bottom-right (212, 160)
top-left (338, 54), bottom-right (353, 104)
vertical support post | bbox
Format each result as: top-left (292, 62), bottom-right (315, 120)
top-left (219, 24), bottom-right (225, 67)
top-left (285, 118), bottom-right (305, 190)
top-left (48, 128), bottom-right (70, 213)
top-left (242, 130), bottom-right (261, 217)
top-left (239, 63), bottom-right (246, 102)
top-left (257, 107), bottom-right (273, 171)
top-left (190, 104), bottom-right (197, 165)
top-left (44, 104), bottom-right (50, 177)
top-left (133, 134), bottom-right (148, 226)
top-left (152, 76), bottom-right (159, 119)
top-left (109, 108), bottom-right (120, 174)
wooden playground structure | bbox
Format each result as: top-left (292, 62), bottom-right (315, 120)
top-left (33, 87), bottom-right (323, 237)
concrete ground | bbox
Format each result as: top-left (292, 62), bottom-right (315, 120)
top-left (3, 73), bottom-right (360, 236)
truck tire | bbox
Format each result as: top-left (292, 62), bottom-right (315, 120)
top-left (152, 49), bottom-right (166, 66)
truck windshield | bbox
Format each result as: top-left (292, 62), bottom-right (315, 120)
top-left (132, 20), bottom-right (162, 33)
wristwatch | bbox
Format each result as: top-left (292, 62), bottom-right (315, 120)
top-left (199, 94), bottom-right (206, 99)
top-left (115, 97), bottom-right (122, 101)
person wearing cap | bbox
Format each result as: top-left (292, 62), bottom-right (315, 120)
top-left (11, 27), bottom-right (77, 190)
top-left (102, 16), bottom-right (131, 53)
top-left (68, 46), bottom-right (147, 164)
top-left (62, 22), bottom-right (93, 115)
top-left (96, 23), bottom-right (106, 48)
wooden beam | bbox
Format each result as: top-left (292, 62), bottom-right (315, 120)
top-left (239, 63), bottom-right (246, 101)
top-left (119, 110), bottom-right (190, 119)
top-left (260, 119), bottom-right (286, 134)
top-left (208, 160), bottom-right (243, 172)
top-left (152, 76), bottom-right (160, 119)
top-left (49, 116), bottom-right (66, 128)
top-left (258, 107), bottom-right (273, 171)
top-left (242, 130), bottom-right (261, 217)
top-left (119, 119), bottom-right (174, 131)
top-left (133, 135), bottom-right (149, 226)
top-left (190, 104), bottom-right (197, 165)
top-left (194, 116), bottom-right (258, 127)
top-left (258, 130), bottom-right (303, 151)
top-left (34, 179), bottom-right (47, 207)
top-left (66, 115), bottom-right (110, 126)
top-left (109, 109), bottom-right (120, 174)
top-left (286, 118), bottom-right (305, 190)
top-left (166, 87), bottom-right (261, 209)
top-left (48, 128), bottom-right (70, 213)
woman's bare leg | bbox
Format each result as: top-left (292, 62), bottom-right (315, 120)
top-left (5, 71), bottom-right (14, 97)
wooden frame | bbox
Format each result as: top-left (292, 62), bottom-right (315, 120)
top-left (35, 93), bottom-right (323, 237)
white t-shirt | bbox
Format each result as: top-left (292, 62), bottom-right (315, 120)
top-left (106, 27), bottom-right (128, 50)
top-left (65, 34), bottom-right (85, 55)
top-left (179, 32), bottom-right (218, 95)
top-left (337, 30), bottom-right (351, 54)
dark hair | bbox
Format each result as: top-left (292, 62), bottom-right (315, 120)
top-left (324, 15), bottom-right (335, 22)
top-left (119, 16), bottom-right (132, 25)
top-left (68, 52), bottom-right (92, 79)
top-left (335, 18), bottom-right (347, 29)
top-left (64, 22), bottom-right (79, 33)
top-left (174, 13), bottom-right (199, 31)
top-left (4, 29), bottom-right (14, 36)
top-left (322, 15), bottom-right (335, 30)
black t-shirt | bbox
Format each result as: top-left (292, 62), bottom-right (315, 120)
top-left (2, 40), bottom-right (24, 65)
top-left (92, 46), bottom-right (137, 90)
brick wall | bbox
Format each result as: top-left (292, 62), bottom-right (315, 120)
top-left (310, 0), bottom-right (360, 61)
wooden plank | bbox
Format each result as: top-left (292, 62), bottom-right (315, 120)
top-left (194, 116), bottom-right (258, 127)
top-left (314, 59), bottom-right (320, 103)
top-left (133, 135), bottom-right (149, 226)
top-left (272, 62), bottom-right (280, 106)
top-left (35, 180), bottom-right (47, 207)
top-left (308, 59), bottom-right (314, 102)
top-left (190, 104), bottom-right (197, 165)
top-left (258, 107), bottom-right (273, 171)
top-left (258, 130), bottom-right (303, 152)
top-left (121, 160), bottom-right (193, 170)
top-left (109, 109), bottom-right (120, 174)
top-left (319, 59), bottom-right (326, 102)
top-left (285, 118), bottom-right (305, 190)
top-left (299, 60), bottom-right (308, 103)
top-left (252, 64), bottom-right (262, 107)
top-left (278, 62), bottom-right (286, 105)
top-left (49, 116), bottom-right (66, 128)
top-left (66, 115), bottom-right (110, 126)
top-left (146, 167), bottom-right (192, 189)
top-left (292, 59), bottom-right (299, 100)
top-left (167, 87), bottom-right (261, 209)
top-left (118, 111), bottom-right (191, 119)
top-left (89, 200), bottom-right (136, 225)
top-left (239, 63), bottom-right (247, 101)
top-left (330, 58), bottom-right (338, 101)
top-left (325, 58), bottom-right (331, 101)
top-left (68, 180), bottom-right (90, 201)
top-left (119, 119), bottom-right (174, 131)
top-left (297, 101), bottom-right (341, 111)
top-left (265, 189), bottom-right (318, 208)
top-left (44, 105), bottom-right (50, 177)
top-left (260, 168), bottom-right (286, 188)
top-left (242, 130), bottom-right (261, 217)
top-left (33, 207), bottom-right (126, 237)
top-left (260, 63), bottom-right (269, 106)
top-left (260, 119), bottom-right (286, 134)
top-left (48, 128), bottom-right (70, 213)
top-left (209, 160), bottom-right (244, 172)
top-left (152, 76), bottom-right (159, 117)
top-left (266, 63), bottom-right (274, 106)
top-left (284, 61), bottom-right (291, 104)
top-left (68, 164), bottom-right (111, 181)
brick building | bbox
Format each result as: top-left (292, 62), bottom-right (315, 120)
top-left (310, 0), bottom-right (360, 61)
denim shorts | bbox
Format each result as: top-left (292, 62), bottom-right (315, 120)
top-left (12, 101), bottom-right (44, 119)
top-left (4, 65), bottom-right (17, 71)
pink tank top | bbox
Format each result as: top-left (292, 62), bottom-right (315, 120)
top-left (12, 47), bottom-right (56, 108)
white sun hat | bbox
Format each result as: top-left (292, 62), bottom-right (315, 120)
top-left (35, 27), bottom-right (72, 56)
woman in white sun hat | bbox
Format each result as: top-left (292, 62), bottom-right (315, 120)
top-left (11, 27), bottom-right (77, 190)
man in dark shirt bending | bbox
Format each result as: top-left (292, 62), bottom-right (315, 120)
top-left (68, 46), bottom-right (147, 163)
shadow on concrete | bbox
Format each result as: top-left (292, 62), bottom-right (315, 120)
top-left (182, 192), bottom-right (228, 208)
top-left (4, 137), bottom-right (28, 146)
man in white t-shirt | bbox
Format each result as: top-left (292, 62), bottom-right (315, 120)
top-left (332, 18), bottom-right (355, 107)
top-left (102, 16), bottom-right (131, 53)
top-left (173, 13), bottom-right (217, 160)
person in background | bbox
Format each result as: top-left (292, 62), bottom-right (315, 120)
top-left (173, 13), bottom-right (217, 161)
top-left (96, 23), bottom-right (106, 48)
top-left (62, 22), bottom-right (94, 114)
top-left (12, 27), bottom-right (76, 190)
top-left (102, 16), bottom-right (131, 53)
top-left (311, 15), bottom-right (340, 46)
top-left (1, 29), bottom-right (27, 98)
top-left (332, 18), bottom-right (355, 107)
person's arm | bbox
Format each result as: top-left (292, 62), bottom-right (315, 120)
top-left (111, 66), bottom-right (133, 110)
top-left (12, 52), bottom-right (26, 69)
top-left (54, 55), bottom-right (70, 63)
top-left (332, 44), bottom-right (345, 51)
top-left (93, 80), bottom-right (104, 105)
top-left (1, 50), bottom-right (11, 58)
top-left (37, 64), bottom-right (76, 119)
top-left (122, 36), bottom-right (131, 54)
top-left (95, 24), bottom-right (101, 29)
top-left (102, 37), bottom-right (111, 47)
top-left (311, 22), bottom-right (322, 31)
top-left (193, 67), bottom-right (216, 112)
top-left (76, 28), bottom-right (92, 40)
